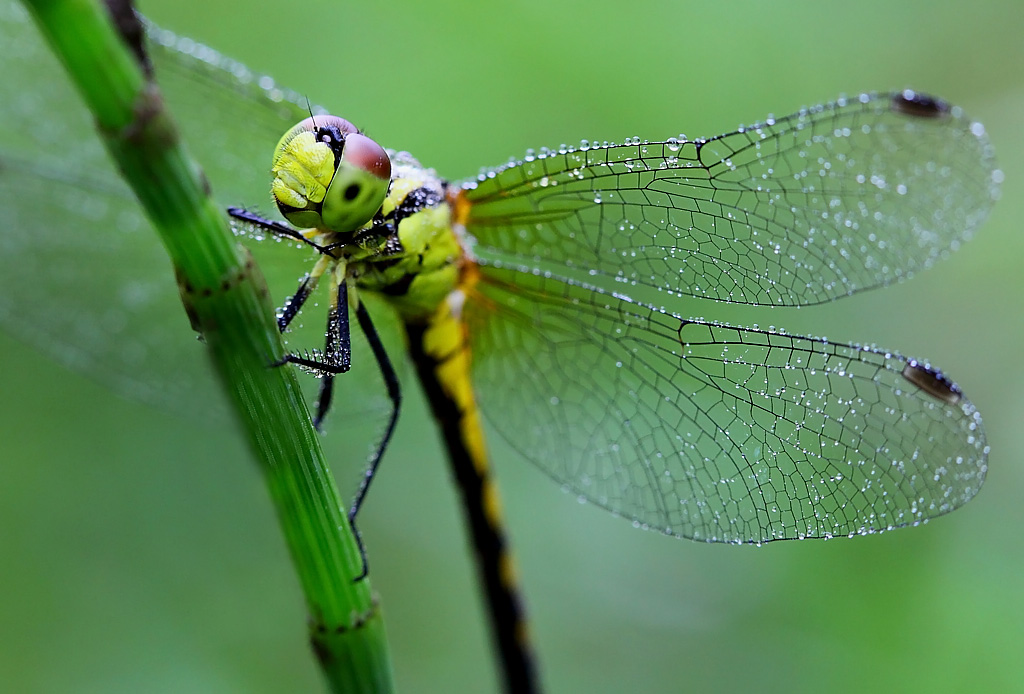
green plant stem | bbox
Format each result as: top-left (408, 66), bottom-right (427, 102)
top-left (21, 0), bottom-right (393, 690)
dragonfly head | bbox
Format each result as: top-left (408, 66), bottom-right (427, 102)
top-left (270, 115), bottom-right (391, 233)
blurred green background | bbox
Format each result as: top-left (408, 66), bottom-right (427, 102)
top-left (2, 0), bottom-right (1022, 692)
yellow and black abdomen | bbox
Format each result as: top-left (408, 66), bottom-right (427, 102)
top-left (361, 158), bottom-right (539, 689)
top-left (404, 277), bottom-right (539, 692)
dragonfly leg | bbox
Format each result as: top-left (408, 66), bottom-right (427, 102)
top-left (278, 279), bottom-right (353, 432)
top-left (227, 207), bottom-right (333, 253)
top-left (311, 377), bottom-right (335, 432)
top-left (347, 299), bottom-right (402, 581)
top-left (277, 273), bottom-right (316, 332)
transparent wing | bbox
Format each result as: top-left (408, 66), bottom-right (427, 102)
top-left (0, 9), bottom-right (228, 412)
top-left (468, 267), bottom-right (986, 541)
top-left (0, 8), bottom-right (396, 480)
top-left (461, 92), bottom-right (1000, 307)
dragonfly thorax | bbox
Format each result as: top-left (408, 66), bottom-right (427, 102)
top-left (289, 148), bottom-right (466, 324)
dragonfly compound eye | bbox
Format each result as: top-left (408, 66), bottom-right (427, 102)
top-left (320, 132), bottom-right (391, 233)
top-left (270, 116), bottom-right (390, 232)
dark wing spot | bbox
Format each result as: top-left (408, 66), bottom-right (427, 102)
top-left (891, 90), bottom-right (950, 119)
top-left (901, 360), bottom-right (962, 405)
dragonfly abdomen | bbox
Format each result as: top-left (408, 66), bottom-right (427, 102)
top-left (405, 288), bottom-right (540, 692)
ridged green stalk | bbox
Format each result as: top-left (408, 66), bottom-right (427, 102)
top-left (20, 0), bottom-right (394, 690)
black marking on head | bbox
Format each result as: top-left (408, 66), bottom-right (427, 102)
top-left (314, 123), bottom-right (348, 163)
top-left (344, 183), bottom-right (361, 201)
top-left (892, 90), bottom-right (950, 119)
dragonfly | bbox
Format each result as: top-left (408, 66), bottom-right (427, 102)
top-left (0, 5), bottom-right (1000, 693)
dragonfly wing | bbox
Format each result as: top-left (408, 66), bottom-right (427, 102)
top-left (0, 10), bottom-right (219, 413)
top-left (0, 10), bottom-right (397, 468)
top-left (467, 267), bottom-right (987, 542)
top-left (461, 92), bottom-right (1000, 307)
top-left (146, 22), bottom-right (313, 220)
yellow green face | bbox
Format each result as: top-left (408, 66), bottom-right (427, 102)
top-left (270, 115), bottom-right (391, 232)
